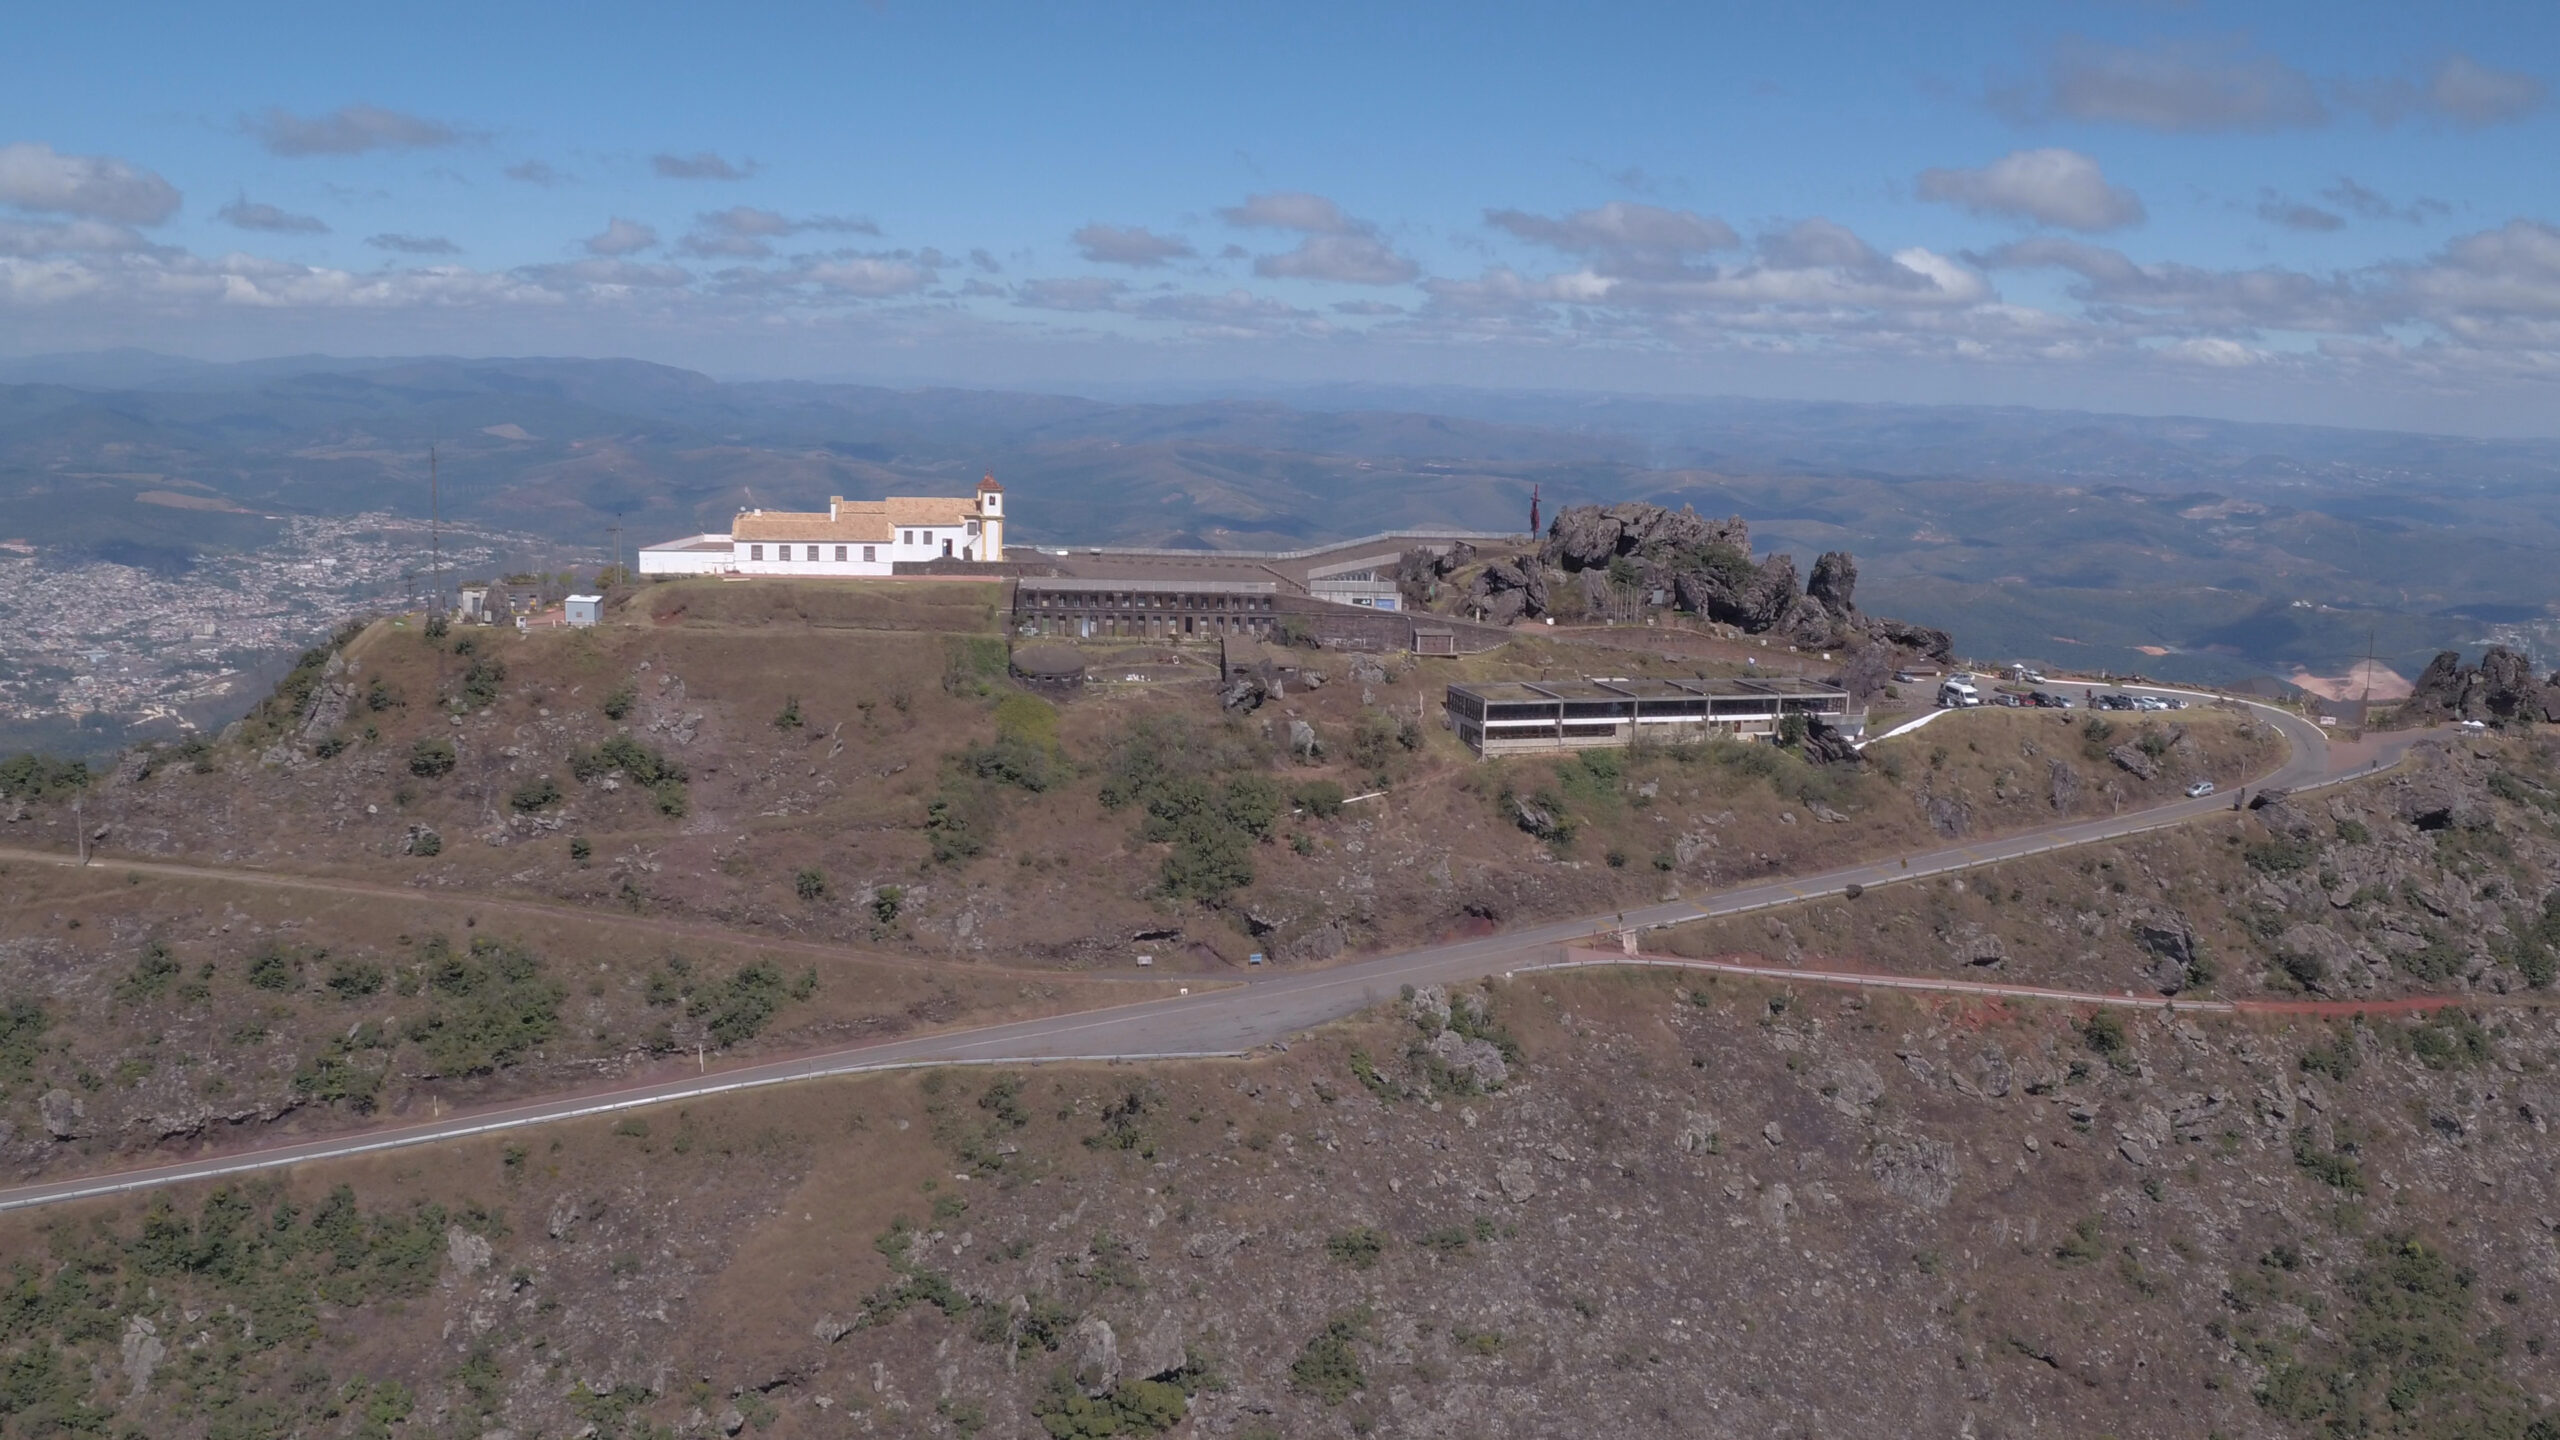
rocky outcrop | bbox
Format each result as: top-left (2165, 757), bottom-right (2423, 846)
top-left (1800, 719), bottom-right (1864, 767)
top-left (1476, 501), bottom-right (1954, 659)
top-left (2397, 646), bottom-right (2560, 725)
top-left (2130, 909), bottom-right (2200, 995)
top-left (2108, 743), bottom-right (2160, 781)
top-left (1466, 555), bottom-right (1550, 627)
top-left (1396, 542), bottom-right (1478, 607)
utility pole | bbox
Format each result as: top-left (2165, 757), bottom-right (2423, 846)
top-left (73, 795), bottom-right (86, 866)
top-left (2355, 624), bottom-right (2378, 740)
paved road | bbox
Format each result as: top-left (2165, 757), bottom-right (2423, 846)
top-left (0, 687), bottom-right (2438, 1213)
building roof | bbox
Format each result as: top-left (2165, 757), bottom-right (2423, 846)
top-left (733, 508), bottom-right (893, 543)
top-left (977, 473), bottom-right (1004, 492)
top-left (1450, 676), bottom-right (1848, 703)
top-left (730, 493), bottom-right (983, 543)
top-left (1018, 576), bottom-right (1277, 596)
top-left (639, 533), bottom-right (733, 554)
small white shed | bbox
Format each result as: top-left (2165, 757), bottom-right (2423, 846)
top-left (564, 594), bottom-right (603, 628)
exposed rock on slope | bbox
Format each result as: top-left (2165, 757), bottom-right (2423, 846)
top-left (1444, 502), bottom-right (1953, 659)
top-left (2398, 645), bottom-right (2560, 725)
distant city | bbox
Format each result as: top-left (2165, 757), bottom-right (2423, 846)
top-left (0, 514), bottom-right (571, 749)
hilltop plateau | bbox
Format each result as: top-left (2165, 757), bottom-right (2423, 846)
top-left (0, 557), bottom-right (2554, 1436)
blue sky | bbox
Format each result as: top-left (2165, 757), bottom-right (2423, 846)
top-left (3, 1), bottom-right (2556, 431)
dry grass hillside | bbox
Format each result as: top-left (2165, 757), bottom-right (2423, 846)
top-left (27, 581), bottom-right (2277, 984)
top-left (1, 602), bottom-right (2557, 1435)
top-left (2, 958), bottom-right (2555, 1439)
top-left (1659, 731), bottom-right (2560, 1007)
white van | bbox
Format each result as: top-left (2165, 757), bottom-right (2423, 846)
top-left (1937, 677), bottom-right (1982, 709)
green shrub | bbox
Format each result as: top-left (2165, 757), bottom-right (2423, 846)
top-left (408, 737), bottom-right (457, 778)
top-left (457, 656), bottom-right (505, 710)
top-left (325, 956), bottom-right (387, 999)
top-left (117, 942), bottom-right (182, 1002)
top-left (600, 683), bottom-right (635, 720)
top-left (773, 695), bottom-right (804, 731)
top-left (691, 963), bottom-right (790, 1047)
top-left (2243, 837), bottom-right (2317, 874)
top-left (2080, 1010), bottom-right (2127, 1056)
top-left (403, 936), bottom-right (564, 1077)
top-left (872, 885), bottom-right (904, 925)
top-left (2054, 1215), bottom-right (2104, 1264)
top-left (410, 828), bottom-right (442, 857)
top-left (795, 867), bottom-right (828, 901)
top-left (1294, 779), bottom-right (1346, 818)
top-left (246, 945), bottom-right (303, 992)
top-left (1289, 1308), bottom-right (1371, 1405)
top-left (508, 775), bottom-right (562, 812)
top-left (2292, 1126), bottom-right (2366, 1192)
top-left (1324, 1227), bottom-right (1386, 1270)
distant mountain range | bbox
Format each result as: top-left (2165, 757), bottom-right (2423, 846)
top-left (5, 349), bottom-right (2557, 689)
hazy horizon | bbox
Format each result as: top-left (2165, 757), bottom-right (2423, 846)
top-left (5, 3), bottom-right (2556, 436)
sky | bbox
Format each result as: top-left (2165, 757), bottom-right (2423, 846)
top-left (3, 0), bottom-right (2557, 433)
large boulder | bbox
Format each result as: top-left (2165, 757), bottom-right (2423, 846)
top-left (1858, 617), bottom-right (1955, 662)
top-left (1543, 502), bottom-right (1743, 571)
top-left (1806, 551), bottom-right (1857, 611)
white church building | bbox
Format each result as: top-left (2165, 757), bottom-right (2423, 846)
top-left (637, 475), bottom-right (1007, 577)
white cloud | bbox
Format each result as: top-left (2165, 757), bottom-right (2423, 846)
top-left (652, 151), bottom-right (755, 181)
top-left (584, 218), bottom-right (658, 257)
top-left (2344, 54), bottom-right (2547, 128)
top-left (218, 198), bottom-right (328, 234)
top-left (245, 104), bottom-right (465, 156)
top-left (506, 160), bottom-right (570, 186)
top-left (1218, 191), bottom-right (1358, 233)
top-left (517, 258), bottom-right (693, 291)
top-left (0, 143), bottom-right (180, 224)
top-left (1015, 276), bottom-right (1127, 311)
top-left (1484, 202), bottom-right (1739, 283)
top-left (802, 257), bottom-right (934, 297)
top-left (1915, 149), bottom-right (2145, 232)
top-left (2161, 337), bottom-right (2264, 367)
top-left (2255, 191), bottom-right (2344, 233)
top-left (1254, 232), bottom-right (1419, 285)
top-left (1217, 191), bottom-right (1416, 286)
top-left (1998, 36), bottom-right (2327, 133)
top-left (677, 206), bottom-right (878, 258)
top-left (1073, 223), bottom-right (1195, 267)
top-left (0, 219), bottom-right (159, 257)
top-left (366, 233), bottom-right (460, 255)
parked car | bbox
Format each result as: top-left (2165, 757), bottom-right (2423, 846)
top-left (2185, 780), bottom-right (2217, 797)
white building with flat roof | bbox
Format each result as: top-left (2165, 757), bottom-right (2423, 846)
top-left (637, 475), bottom-right (1007, 577)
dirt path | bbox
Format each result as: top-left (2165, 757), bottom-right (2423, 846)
top-left (0, 845), bottom-right (1179, 990)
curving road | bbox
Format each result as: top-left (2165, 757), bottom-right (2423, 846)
top-left (0, 686), bottom-right (2438, 1213)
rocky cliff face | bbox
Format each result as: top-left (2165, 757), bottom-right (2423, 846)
top-left (1437, 502), bottom-right (1953, 659)
top-left (2398, 646), bottom-right (2560, 725)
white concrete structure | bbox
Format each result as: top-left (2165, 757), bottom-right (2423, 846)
top-left (636, 534), bottom-right (732, 576)
top-left (639, 475), bottom-right (1007, 578)
top-left (563, 594), bottom-right (602, 627)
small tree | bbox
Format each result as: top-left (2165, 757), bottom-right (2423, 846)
top-left (774, 695), bottom-right (804, 732)
top-left (409, 737), bottom-right (457, 778)
top-left (795, 867), bottom-right (828, 901)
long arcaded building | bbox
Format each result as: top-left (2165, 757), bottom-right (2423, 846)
top-left (1445, 677), bottom-right (1853, 757)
